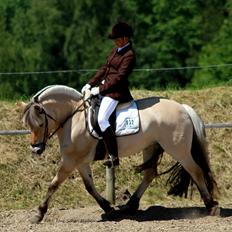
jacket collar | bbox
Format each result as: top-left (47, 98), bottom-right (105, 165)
top-left (116, 42), bottom-right (132, 55)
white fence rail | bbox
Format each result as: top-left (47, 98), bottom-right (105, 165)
top-left (0, 130), bottom-right (31, 135)
top-left (204, 123), bottom-right (232, 128)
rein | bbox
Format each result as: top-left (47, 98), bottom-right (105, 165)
top-left (47, 98), bottom-right (88, 139)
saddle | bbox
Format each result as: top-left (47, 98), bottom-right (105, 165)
top-left (86, 95), bottom-right (140, 161)
top-left (87, 96), bottom-right (140, 139)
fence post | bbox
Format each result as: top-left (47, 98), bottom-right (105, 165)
top-left (106, 165), bottom-right (115, 205)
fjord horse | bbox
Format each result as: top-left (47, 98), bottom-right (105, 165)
top-left (22, 85), bottom-right (219, 223)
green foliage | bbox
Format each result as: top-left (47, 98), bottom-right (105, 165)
top-left (133, 0), bottom-right (204, 88)
top-left (192, 1), bottom-right (232, 87)
top-left (0, 0), bottom-right (231, 98)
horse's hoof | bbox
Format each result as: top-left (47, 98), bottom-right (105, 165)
top-left (101, 208), bottom-right (120, 220)
top-left (30, 214), bottom-right (43, 224)
top-left (105, 207), bottom-right (115, 215)
top-left (118, 204), bottom-right (137, 214)
top-left (209, 205), bottom-right (221, 216)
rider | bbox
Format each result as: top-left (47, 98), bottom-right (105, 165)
top-left (81, 22), bottom-right (136, 166)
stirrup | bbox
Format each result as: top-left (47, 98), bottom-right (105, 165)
top-left (103, 154), bottom-right (119, 167)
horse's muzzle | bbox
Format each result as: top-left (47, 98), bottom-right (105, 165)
top-left (30, 142), bottom-right (46, 155)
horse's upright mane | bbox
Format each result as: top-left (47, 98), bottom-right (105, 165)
top-left (32, 85), bottom-right (82, 102)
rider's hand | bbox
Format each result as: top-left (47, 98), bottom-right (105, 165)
top-left (90, 87), bottom-right (100, 96)
top-left (81, 84), bottom-right (91, 94)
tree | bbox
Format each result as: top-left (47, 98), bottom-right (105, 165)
top-left (0, 0), bottom-right (230, 98)
top-left (130, 0), bottom-right (204, 89)
top-left (192, 1), bottom-right (232, 87)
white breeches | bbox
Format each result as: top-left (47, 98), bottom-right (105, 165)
top-left (98, 96), bottom-right (119, 132)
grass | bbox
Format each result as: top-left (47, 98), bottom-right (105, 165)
top-left (0, 86), bottom-right (231, 210)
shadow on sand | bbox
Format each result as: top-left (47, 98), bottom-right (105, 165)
top-left (101, 205), bottom-right (232, 222)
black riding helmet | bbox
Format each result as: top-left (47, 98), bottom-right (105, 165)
top-left (108, 22), bottom-right (133, 39)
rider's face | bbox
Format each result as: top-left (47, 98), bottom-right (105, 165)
top-left (114, 37), bottom-right (129, 48)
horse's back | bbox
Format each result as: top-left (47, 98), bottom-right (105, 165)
top-left (136, 96), bottom-right (162, 110)
top-left (136, 96), bottom-right (185, 119)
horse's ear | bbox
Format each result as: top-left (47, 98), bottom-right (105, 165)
top-left (34, 104), bottom-right (42, 113)
top-left (33, 104), bottom-right (44, 114)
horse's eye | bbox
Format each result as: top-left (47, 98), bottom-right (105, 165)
top-left (39, 123), bottom-right (44, 128)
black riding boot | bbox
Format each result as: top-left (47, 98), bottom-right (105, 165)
top-left (102, 126), bottom-right (119, 167)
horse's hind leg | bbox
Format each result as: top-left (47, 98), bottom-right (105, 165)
top-left (180, 155), bottom-right (219, 215)
top-left (31, 160), bottom-right (76, 223)
top-left (124, 143), bottom-right (163, 211)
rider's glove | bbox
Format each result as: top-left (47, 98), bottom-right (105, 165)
top-left (90, 87), bottom-right (100, 96)
top-left (81, 84), bottom-right (91, 94)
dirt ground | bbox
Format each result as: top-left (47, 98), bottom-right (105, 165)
top-left (1, 205), bottom-right (232, 232)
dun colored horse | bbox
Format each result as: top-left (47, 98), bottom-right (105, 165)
top-left (22, 85), bottom-right (219, 223)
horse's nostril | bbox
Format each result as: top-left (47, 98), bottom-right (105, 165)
top-left (36, 149), bottom-right (43, 155)
top-left (30, 143), bottom-right (45, 155)
top-left (31, 146), bottom-right (41, 154)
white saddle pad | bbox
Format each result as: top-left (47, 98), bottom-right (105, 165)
top-left (115, 101), bottom-right (140, 136)
top-left (88, 100), bottom-right (140, 139)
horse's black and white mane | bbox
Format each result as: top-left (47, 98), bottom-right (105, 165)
top-left (32, 85), bottom-right (83, 103)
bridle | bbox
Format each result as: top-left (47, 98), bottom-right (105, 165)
top-left (31, 97), bottom-right (90, 153)
top-left (30, 107), bottom-right (56, 153)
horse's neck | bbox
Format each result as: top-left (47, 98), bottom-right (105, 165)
top-left (43, 99), bottom-right (79, 123)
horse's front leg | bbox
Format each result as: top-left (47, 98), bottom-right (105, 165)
top-left (31, 161), bottom-right (76, 224)
top-left (124, 167), bottom-right (156, 212)
top-left (78, 164), bottom-right (114, 213)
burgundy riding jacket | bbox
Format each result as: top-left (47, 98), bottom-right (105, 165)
top-left (88, 43), bottom-right (136, 103)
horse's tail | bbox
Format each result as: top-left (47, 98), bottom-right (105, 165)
top-left (167, 104), bottom-right (218, 198)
